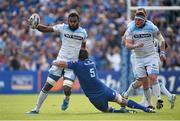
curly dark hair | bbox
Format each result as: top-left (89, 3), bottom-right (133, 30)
top-left (78, 49), bottom-right (88, 60)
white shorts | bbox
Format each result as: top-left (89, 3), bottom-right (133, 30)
top-left (133, 54), bottom-right (159, 79)
top-left (48, 65), bottom-right (76, 81)
top-left (130, 53), bottom-right (136, 75)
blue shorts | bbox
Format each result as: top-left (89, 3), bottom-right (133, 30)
top-left (88, 87), bottom-right (116, 112)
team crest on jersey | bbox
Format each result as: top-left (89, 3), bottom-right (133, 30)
top-left (64, 34), bottom-right (83, 40)
top-left (134, 33), bottom-right (151, 38)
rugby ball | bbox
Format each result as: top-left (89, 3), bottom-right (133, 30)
top-left (29, 13), bottom-right (40, 29)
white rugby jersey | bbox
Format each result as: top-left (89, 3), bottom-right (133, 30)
top-left (53, 23), bottom-right (87, 61)
top-left (125, 20), bottom-right (160, 57)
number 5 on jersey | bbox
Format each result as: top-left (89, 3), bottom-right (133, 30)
top-left (90, 68), bottom-right (95, 77)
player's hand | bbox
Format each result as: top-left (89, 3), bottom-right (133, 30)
top-left (52, 60), bottom-right (67, 68)
top-left (160, 51), bottom-right (166, 62)
top-left (28, 13), bottom-right (40, 29)
top-left (134, 42), bottom-right (144, 48)
top-left (137, 42), bottom-right (144, 47)
top-left (160, 54), bottom-right (166, 62)
top-left (52, 60), bottom-right (59, 66)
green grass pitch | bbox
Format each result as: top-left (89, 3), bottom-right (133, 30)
top-left (0, 94), bottom-right (179, 120)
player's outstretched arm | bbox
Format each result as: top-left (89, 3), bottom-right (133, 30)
top-left (37, 24), bottom-right (54, 33)
top-left (28, 13), bottom-right (54, 33)
top-left (52, 61), bottom-right (68, 68)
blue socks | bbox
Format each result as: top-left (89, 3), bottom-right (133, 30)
top-left (108, 107), bottom-right (127, 113)
top-left (127, 99), bottom-right (147, 112)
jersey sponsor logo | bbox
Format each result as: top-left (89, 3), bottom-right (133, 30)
top-left (134, 33), bottom-right (151, 38)
top-left (64, 34), bottom-right (83, 40)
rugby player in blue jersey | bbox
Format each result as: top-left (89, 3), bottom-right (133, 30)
top-left (53, 49), bottom-right (155, 113)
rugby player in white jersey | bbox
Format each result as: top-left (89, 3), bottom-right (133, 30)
top-left (124, 8), bottom-right (166, 110)
top-left (138, 39), bottom-right (176, 109)
top-left (123, 8), bottom-right (176, 109)
top-left (123, 38), bottom-right (176, 109)
top-left (26, 10), bottom-right (88, 114)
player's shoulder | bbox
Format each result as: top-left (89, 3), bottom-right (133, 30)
top-left (54, 23), bottom-right (67, 29)
top-left (75, 26), bottom-right (88, 37)
top-left (145, 20), bottom-right (154, 25)
top-left (63, 23), bottom-right (70, 30)
top-left (127, 21), bottom-right (135, 28)
top-left (77, 26), bottom-right (87, 33)
top-left (145, 20), bottom-right (157, 28)
top-left (145, 20), bottom-right (159, 32)
top-left (126, 20), bottom-right (136, 32)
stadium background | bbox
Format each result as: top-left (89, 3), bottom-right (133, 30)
top-left (0, 0), bottom-right (179, 95)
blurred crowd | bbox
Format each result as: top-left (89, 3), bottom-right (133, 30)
top-left (0, 0), bottom-right (180, 71)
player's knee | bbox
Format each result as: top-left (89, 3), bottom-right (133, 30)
top-left (63, 79), bottom-right (73, 88)
top-left (142, 81), bottom-right (149, 89)
top-left (63, 85), bottom-right (71, 92)
top-left (149, 75), bottom-right (157, 83)
top-left (132, 80), bottom-right (142, 88)
top-left (42, 76), bottom-right (58, 93)
top-left (142, 84), bottom-right (149, 89)
top-left (120, 98), bottom-right (127, 106)
top-left (116, 93), bottom-right (127, 106)
top-left (138, 77), bottom-right (149, 89)
top-left (151, 79), bottom-right (159, 86)
top-left (42, 82), bottom-right (53, 93)
top-left (63, 85), bottom-right (72, 96)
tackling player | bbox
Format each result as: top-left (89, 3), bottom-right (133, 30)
top-left (27, 10), bottom-right (87, 114)
top-left (53, 49), bottom-right (155, 113)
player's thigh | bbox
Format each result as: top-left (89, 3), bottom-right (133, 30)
top-left (145, 54), bottom-right (159, 76)
top-left (130, 53), bottom-right (136, 74)
top-left (133, 58), bottom-right (147, 79)
top-left (47, 65), bottom-right (63, 86)
top-left (105, 87), bottom-right (116, 102)
top-left (63, 68), bottom-right (76, 80)
top-left (48, 65), bottom-right (64, 77)
top-left (63, 69), bottom-right (76, 87)
top-left (88, 95), bottom-right (108, 112)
